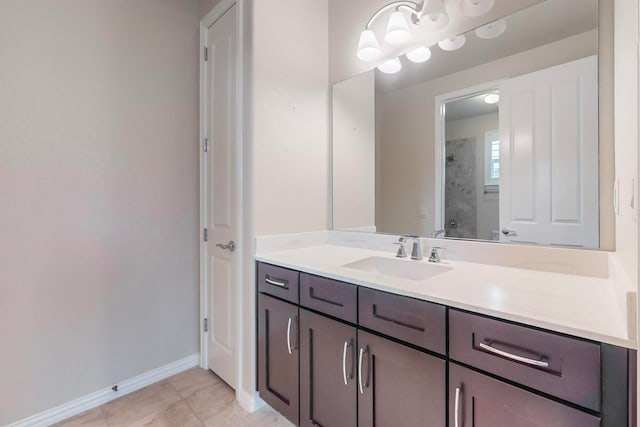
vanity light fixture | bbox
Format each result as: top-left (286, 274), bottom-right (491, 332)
top-left (406, 46), bottom-right (432, 63)
top-left (475, 19), bottom-right (507, 39)
top-left (437, 34), bottom-right (466, 51)
top-left (357, 0), bottom-right (497, 72)
top-left (378, 57), bottom-right (403, 74)
top-left (420, 0), bottom-right (449, 32)
top-left (484, 93), bottom-right (500, 104)
top-left (459, 0), bottom-right (495, 17)
top-left (385, 11), bottom-right (412, 45)
top-left (357, 29), bottom-right (383, 61)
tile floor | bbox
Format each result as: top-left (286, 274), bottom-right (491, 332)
top-left (53, 368), bottom-right (292, 427)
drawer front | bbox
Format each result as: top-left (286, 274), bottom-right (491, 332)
top-left (449, 363), bottom-right (600, 427)
top-left (300, 273), bottom-right (357, 323)
top-left (257, 262), bottom-right (299, 303)
top-left (358, 287), bottom-right (446, 354)
top-left (449, 309), bottom-right (601, 411)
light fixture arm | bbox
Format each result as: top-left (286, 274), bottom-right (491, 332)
top-left (364, 1), bottom-right (422, 29)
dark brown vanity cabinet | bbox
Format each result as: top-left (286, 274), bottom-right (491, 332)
top-left (257, 262), bottom-right (635, 427)
top-left (299, 308), bottom-right (357, 427)
top-left (258, 293), bottom-right (300, 425)
top-left (357, 330), bottom-right (446, 427)
top-left (449, 363), bottom-right (601, 427)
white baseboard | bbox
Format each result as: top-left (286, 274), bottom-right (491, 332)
top-left (8, 353), bottom-right (199, 427)
top-left (237, 389), bottom-right (266, 413)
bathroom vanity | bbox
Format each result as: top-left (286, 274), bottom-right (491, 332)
top-left (255, 242), bottom-right (636, 427)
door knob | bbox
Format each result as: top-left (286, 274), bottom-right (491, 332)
top-left (216, 240), bottom-right (236, 252)
top-left (501, 228), bottom-right (517, 236)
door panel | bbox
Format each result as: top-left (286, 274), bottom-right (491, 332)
top-left (449, 363), bottom-right (600, 427)
top-left (300, 309), bottom-right (357, 427)
top-left (206, 5), bottom-right (237, 387)
top-left (258, 294), bottom-right (299, 426)
top-left (357, 330), bottom-right (446, 427)
top-left (499, 55), bottom-right (598, 247)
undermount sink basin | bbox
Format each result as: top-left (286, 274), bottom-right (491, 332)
top-left (343, 256), bottom-right (453, 281)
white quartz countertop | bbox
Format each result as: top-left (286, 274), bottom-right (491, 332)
top-left (255, 244), bottom-right (636, 349)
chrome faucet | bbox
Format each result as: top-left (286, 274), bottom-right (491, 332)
top-left (431, 229), bottom-right (446, 238)
top-left (408, 235), bottom-right (423, 261)
top-left (394, 236), bottom-right (408, 258)
top-left (428, 247), bottom-right (443, 263)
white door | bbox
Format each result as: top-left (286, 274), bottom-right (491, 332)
top-left (206, 5), bottom-right (237, 388)
top-left (499, 56), bottom-right (599, 248)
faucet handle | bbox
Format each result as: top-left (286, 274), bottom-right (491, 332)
top-left (428, 246), bottom-right (445, 263)
top-left (394, 236), bottom-right (408, 258)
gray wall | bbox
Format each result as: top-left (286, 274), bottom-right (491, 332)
top-left (0, 1), bottom-right (200, 424)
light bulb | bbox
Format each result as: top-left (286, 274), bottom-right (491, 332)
top-left (437, 35), bottom-right (466, 51)
top-left (385, 11), bottom-right (412, 45)
top-left (420, 0), bottom-right (450, 31)
top-left (406, 46), bottom-right (432, 63)
top-left (484, 93), bottom-right (499, 104)
top-left (378, 57), bottom-right (402, 74)
top-left (459, 0), bottom-right (495, 17)
top-left (356, 29), bottom-right (382, 61)
top-left (475, 19), bottom-right (507, 39)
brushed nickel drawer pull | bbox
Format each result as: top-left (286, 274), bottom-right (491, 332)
top-left (358, 346), bottom-right (368, 394)
top-left (287, 317), bottom-right (298, 355)
top-left (342, 340), bottom-right (352, 385)
top-left (454, 386), bottom-right (462, 427)
top-left (479, 342), bottom-right (549, 368)
top-left (265, 276), bottom-right (287, 288)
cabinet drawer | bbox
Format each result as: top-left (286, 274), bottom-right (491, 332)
top-left (257, 262), bottom-right (299, 303)
top-left (449, 309), bottom-right (601, 411)
top-left (358, 287), bottom-right (446, 354)
top-left (449, 363), bottom-right (600, 427)
top-left (300, 273), bottom-right (357, 323)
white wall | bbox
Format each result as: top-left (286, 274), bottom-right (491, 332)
top-left (375, 31), bottom-right (599, 237)
top-left (333, 71), bottom-right (376, 230)
top-left (251, 0), bottom-right (329, 236)
top-left (445, 113), bottom-right (500, 240)
top-left (200, 0), bottom-right (224, 19)
top-left (239, 0), bottom-right (329, 405)
top-left (0, 1), bottom-right (200, 424)
top-left (614, 0), bottom-right (639, 284)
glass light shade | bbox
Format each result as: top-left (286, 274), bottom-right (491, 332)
top-left (421, 13), bottom-right (450, 31)
top-left (406, 46), bottom-right (432, 63)
top-left (385, 11), bottom-right (412, 45)
top-left (357, 29), bottom-right (382, 61)
top-left (420, 0), bottom-right (450, 31)
top-left (475, 19), bottom-right (506, 39)
top-left (437, 35), bottom-right (466, 51)
top-left (484, 93), bottom-right (500, 104)
top-left (378, 57), bottom-right (402, 74)
top-left (459, 0), bottom-right (495, 17)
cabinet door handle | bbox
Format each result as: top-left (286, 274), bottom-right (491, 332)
top-left (342, 340), bottom-right (352, 385)
top-left (455, 386), bottom-right (462, 427)
top-left (265, 276), bottom-right (287, 288)
top-left (286, 317), bottom-right (293, 355)
top-left (479, 342), bottom-right (549, 368)
top-left (358, 346), bottom-right (368, 394)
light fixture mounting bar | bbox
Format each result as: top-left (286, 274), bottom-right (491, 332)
top-left (365, 1), bottom-right (421, 29)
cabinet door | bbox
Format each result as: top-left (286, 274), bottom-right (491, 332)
top-left (449, 363), bottom-right (600, 427)
top-left (258, 294), bottom-right (299, 425)
top-left (357, 330), bottom-right (446, 427)
top-left (300, 309), bottom-right (357, 427)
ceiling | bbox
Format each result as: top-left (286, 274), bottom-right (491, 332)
top-left (375, 0), bottom-right (599, 93)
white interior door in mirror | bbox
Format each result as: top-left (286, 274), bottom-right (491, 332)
top-left (499, 56), bottom-right (598, 248)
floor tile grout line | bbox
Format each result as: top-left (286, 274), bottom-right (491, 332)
top-left (167, 379), bottom-right (208, 426)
